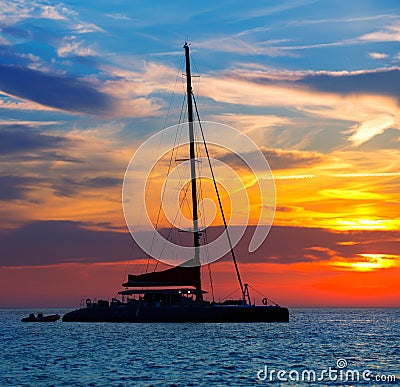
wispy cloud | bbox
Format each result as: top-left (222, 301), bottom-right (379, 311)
top-left (0, 125), bottom-right (71, 160)
top-left (0, 0), bottom-right (103, 31)
top-left (0, 121), bottom-right (136, 229)
top-left (284, 14), bottom-right (398, 27)
top-left (244, 21), bottom-right (400, 54)
top-left (197, 67), bottom-right (400, 147)
top-left (347, 114), bottom-right (396, 146)
top-left (0, 175), bottom-right (41, 200)
top-left (195, 17), bottom-right (400, 57)
top-left (0, 119), bottom-right (60, 126)
top-left (359, 22), bottom-right (400, 42)
top-left (196, 36), bottom-right (292, 57)
top-left (57, 36), bottom-right (96, 57)
top-left (331, 172), bottom-right (400, 178)
top-left (229, 0), bottom-right (319, 21)
top-left (0, 64), bottom-right (113, 114)
top-left (0, 93), bottom-right (59, 112)
top-left (2, 223), bottom-right (398, 269)
top-left (368, 52), bottom-right (388, 59)
top-left (220, 147), bottom-right (324, 171)
top-left (72, 23), bottom-right (104, 34)
top-left (105, 13), bottom-right (133, 21)
top-left (40, 5), bottom-right (67, 20)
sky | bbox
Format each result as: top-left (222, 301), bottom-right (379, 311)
top-left (0, 0), bottom-right (399, 307)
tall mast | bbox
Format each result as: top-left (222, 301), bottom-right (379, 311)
top-left (184, 42), bottom-right (202, 301)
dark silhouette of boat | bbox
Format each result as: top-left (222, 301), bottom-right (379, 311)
top-left (21, 313), bottom-right (60, 322)
top-left (62, 43), bottom-right (289, 323)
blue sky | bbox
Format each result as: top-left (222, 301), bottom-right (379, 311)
top-left (1, 0), bottom-right (400, 139)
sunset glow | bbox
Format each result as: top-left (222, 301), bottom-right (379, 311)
top-left (330, 254), bottom-right (400, 271)
top-left (1, 0), bottom-right (399, 308)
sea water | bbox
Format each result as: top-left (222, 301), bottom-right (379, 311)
top-left (0, 308), bottom-right (398, 386)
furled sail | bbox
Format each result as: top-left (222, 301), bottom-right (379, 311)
top-left (122, 259), bottom-right (200, 288)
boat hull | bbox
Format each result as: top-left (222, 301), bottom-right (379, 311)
top-left (21, 314), bottom-right (60, 322)
top-left (62, 305), bottom-right (289, 322)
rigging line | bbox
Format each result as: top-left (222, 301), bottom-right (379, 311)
top-left (178, 92), bottom-right (187, 126)
top-left (153, 180), bottom-right (191, 271)
top-left (145, 58), bottom-right (184, 274)
top-left (162, 54), bottom-right (185, 131)
top-left (192, 92), bottom-right (246, 300)
top-left (152, 93), bottom-right (188, 274)
top-left (173, 95), bottom-right (192, 221)
top-left (198, 178), bottom-right (215, 302)
top-left (151, 110), bottom-right (181, 243)
top-left (162, 94), bottom-right (188, 252)
top-left (146, 91), bottom-right (187, 274)
top-left (146, 80), bottom-right (185, 273)
top-left (202, 226), bottom-right (215, 302)
top-left (208, 265), bottom-right (215, 302)
top-left (221, 287), bottom-right (241, 302)
top-left (191, 54), bottom-right (201, 98)
top-left (194, 133), bottom-right (214, 303)
top-left (148, 125), bottom-right (181, 273)
top-left (247, 284), bottom-right (267, 298)
top-left (247, 284), bottom-right (279, 306)
top-left (198, 186), bottom-right (215, 302)
top-left (146, 123), bottom-right (180, 273)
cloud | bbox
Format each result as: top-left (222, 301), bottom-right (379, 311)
top-left (0, 122), bottom-right (136, 230)
top-left (0, 1), bottom-right (33, 24)
top-left (0, 0), bottom-right (101, 34)
top-left (198, 66), bottom-right (400, 147)
top-left (284, 14), bottom-right (398, 27)
top-left (102, 62), bottom-right (178, 98)
top-left (57, 36), bottom-right (96, 57)
top-left (99, 62), bottom-right (176, 117)
top-left (1, 222), bottom-right (398, 268)
top-left (196, 37), bottom-right (291, 57)
top-left (40, 5), bottom-right (67, 20)
top-left (297, 68), bottom-right (400, 99)
top-left (106, 13), bottom-right (133, 21)
top-left (368, 52), bottom-right (388, 59)
top-left (228, 0), bottom-right (319, 21)
top-left (233, 226), bottom-right (400, 265)
top-left (194, 17), bottom-right (400, 58)
top-left (359, 22), bottom-right (400, 42)
top-left (331, 172), bottom-right (400, 178)
top-left (215, 113), bottom-right (293, 133)
top-left (0, 125), bottom-right (67, 154)
top-left (0, 220), bottom-right (133, 267)
top-left (347, 114), bottom-right (396, 146)
top-left (318, 189), bottom-right (385, 201)
top-left (0, 176), bottom-right (39, 200)
top-left (219, 147), bottom-right (324, 171)
top-left (262, 148), bottom-right (324, 170)
top-left (0, 64), bottom-right (113, 114)
top-left (72, 23), bottom-right (104, 34)
top-left (52, 176), bottom-right (122, 197)
top-left (82, 177), bottom-right (122, 188)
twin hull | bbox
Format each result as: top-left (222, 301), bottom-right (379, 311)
top-left (62, 304), bottom-right (289, 323)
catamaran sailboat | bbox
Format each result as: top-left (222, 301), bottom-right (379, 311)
top-left (62, 43), bottom-right (289, 323)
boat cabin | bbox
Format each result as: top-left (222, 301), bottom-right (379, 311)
top-left (118, 288), bottom-right (208, 307)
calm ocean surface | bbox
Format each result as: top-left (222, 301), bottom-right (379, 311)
top-left (0, 308), bottom-right (398, 386)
